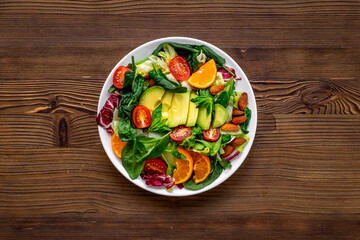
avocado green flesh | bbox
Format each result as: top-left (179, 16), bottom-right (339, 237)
top-left (213, 103), bottom-right (229, 128)
top-left (196, 104), bottom-right (212, 130)
top-left (138, 86), bottom-right (165, 114)
top-left (160, 91), bottom-right (174, 124)
top-left (185, 94), bottom-right (199, 127)
top-left (167, 91), bottom-right (190, 128)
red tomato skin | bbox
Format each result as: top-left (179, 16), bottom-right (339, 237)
top-left (144, 158), bottom-right (168, 174)
top-left (170, 125), bottom-right (192, 142)
top-left (169, 56), bottom-right (191, 81)
top-left (113, 66), bottom-right (131, 89)
top-left (132, 105), bottom-right (152, 129)
top-left (203, 125), bottom-right (220, 142)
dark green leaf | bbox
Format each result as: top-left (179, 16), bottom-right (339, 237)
top-left (118, 118), bottom-right (137, 141)
top-left (123, 56), bottom-right (136, 89)
top-left (221, 135), bottom-right (232, 144)
top-left (148, 69), bottom-right (187, 93)
top-left (108, 85), bottom-right (118, 93)
top-left (200, 45), bottom-right (226, 66)
top-left (118, 92), bottom-right (136, 119)
top-left (240, 107), bottom-right (251, 134)
top-left (152, 42), bottom-right (199, 56)
top-left (121, 141), bottom-right (147, 180)
top-left (128, 74), bottom-right (145, 106)
top-left (214, 90), bottom-right (230, 108)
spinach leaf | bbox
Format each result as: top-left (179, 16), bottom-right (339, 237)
top-left (135, 134), bottom-right (171, 162)
top-left (221, 134), bottom-right (232, 144)
top-left (183, 159), bottom-right (223, 190)
top-left (152, 42), bottom-right (199, 56)
top-left (121, 141), bottom-right (147, 180)
top-left (122, 134), bottom-right (171, 179)
top-left (118, 92), bottom-right (136, 119)
top-left (200, 45), bottom-right (226, 67)
top-left (185, 53), bottom-right (201, 73)
top-left (123, 56), bottom-right (136, 89)
top-left (148, 104), bottom-right (172, 133)
top-left (145, 134), bottom-right (171, 160)
top-left (118, 118), bottom-right (137, 141)
top-left (240, 107), bottom-right (251, 134)
top-left (108, 85), bottom-right (117, 93)
top-left (214, 90), bottom-right (230, 108)
top-left (148, 69), bottom-right (187, 93)
top-left (128, 74), bottom-right (145, 106)
top-left (191, 96), bottom-right (213, 116)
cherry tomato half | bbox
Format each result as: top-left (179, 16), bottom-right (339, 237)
top-left (132, 105), bottom-right (151, 129)
top-left (113, 66), bottom-right (131, 89)
top-left (203, 125), bottom-right (220, 142)
top-left (170, 125), bottom-right (192, 142)
top-left (144, 158), bottom-right (168, 174)
top-left (169, 56), bottom-right (191, 81)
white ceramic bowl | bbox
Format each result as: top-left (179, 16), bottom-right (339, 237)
top-left (97, 37), bottom-right (257, 197)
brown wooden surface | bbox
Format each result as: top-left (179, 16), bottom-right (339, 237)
top-left (1, 1), bottom-right (360, 239)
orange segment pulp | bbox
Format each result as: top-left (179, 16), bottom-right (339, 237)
top-left (172, 148), bottom-right (194, 184)
top-left (187, 59), bottom-right (217, 89)
top-left (111, 134), bottom-right (127, 158)
top-left (190, 151), bottom-right (211, 184)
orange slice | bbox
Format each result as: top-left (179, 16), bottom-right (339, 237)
top-left (190, 151), bottom-right (211, 184)
top-left (172, 148), bottom-right (194, 184)
top-left (187, 59), bottom-right (217, 89)
top-left (111, 134), bottom-right (127, 158)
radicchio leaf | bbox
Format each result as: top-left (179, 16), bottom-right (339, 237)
top-left (96, 94), bottom-right (120, 133)
top-left (219, 66), bottom-right (241, 81)
top-left (141, 173), bottom-right (175, 189)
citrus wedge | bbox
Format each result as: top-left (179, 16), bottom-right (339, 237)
top-left (187, 59), bottom-right (217, 89)
top-left (111, 134), bottom-right (127, 158)
top-left (190, 151), bottom-right (211, 184)
top-left (172, 148), bottom-right (194, 184)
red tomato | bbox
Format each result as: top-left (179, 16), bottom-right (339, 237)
top-left (132, 105), bottom-right (151, 129)
top-left (144, 158), bottom-right (168, 174)
top-left (203, 125), bottom-right (220, 142)
top-left (169, 56), bottom-right (191, 81)
top-left (170, 125), bottom-right (192, 142)
top-left (113, 66), bottom-right (131, 89)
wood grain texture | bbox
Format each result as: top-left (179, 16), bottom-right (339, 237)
top-left (1, 0), bottom-right (360, 239)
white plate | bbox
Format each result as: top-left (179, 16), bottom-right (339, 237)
top-left (97, 37), bottom-right (257, 197)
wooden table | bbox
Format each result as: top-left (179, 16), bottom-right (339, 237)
top-left (1, 1), bottom-right (359, 239)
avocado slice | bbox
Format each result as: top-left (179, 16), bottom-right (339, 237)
top-left (186, 94), bottom-right (199, 127)
top-left (197, 104), bottom-right (212, 130)
top-left (168, 91), bottom-right (190, 128)
top-left (139, 86), bottom-right (165, 114)
top-left (161, 91), bottom-right (174, 124)
top-left (213, 104), bottom-right (229, 128)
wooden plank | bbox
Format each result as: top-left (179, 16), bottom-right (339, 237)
top-left (0, 13), bottom-right (359, 48)
top-left (0, 213), bottom-right (359, 239)
top-left (0, 0), bottom-right (359, 15)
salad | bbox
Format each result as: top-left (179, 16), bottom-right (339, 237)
top-left (97, 42), bottom-right (251, 192)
